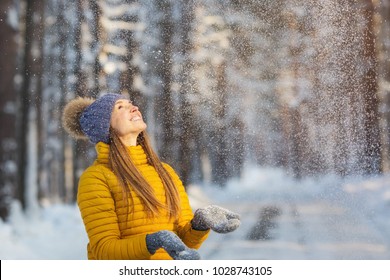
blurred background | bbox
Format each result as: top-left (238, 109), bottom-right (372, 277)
top-left (0, 0), bottom-right (390, 229)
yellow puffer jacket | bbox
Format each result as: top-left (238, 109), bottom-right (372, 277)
top-left (77, 142), bottom-right (209, 260)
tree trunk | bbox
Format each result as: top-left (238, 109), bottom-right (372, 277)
top-left (156, 0), bottom-right (176, 164)
top-left (361, 0), bottom-right (382, 174)
top-left (377, 0), bottom-right (390, 172)
top-left (177, 0), bottom-right (199, 186)
top-left (17, 0), bottom-right (45, 210)
top-left (211, 61), bottom-right (229, 186)
top-left (0, 0), bottom-right (19, 220)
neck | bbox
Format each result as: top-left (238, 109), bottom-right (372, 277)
top-left (119, 133), bottom-right (139, 146)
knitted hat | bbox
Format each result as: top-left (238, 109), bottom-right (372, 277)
top-left (62, 93), bottom-right (128, 144)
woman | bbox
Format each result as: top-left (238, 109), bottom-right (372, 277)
top-left (62, 93), bottom-right (240, 260)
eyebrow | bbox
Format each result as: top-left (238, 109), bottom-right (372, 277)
top-left (115, 99), bottom-right (131, 105)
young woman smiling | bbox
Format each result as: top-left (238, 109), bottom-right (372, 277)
top-left (62, 93), bottom-right (240, 260)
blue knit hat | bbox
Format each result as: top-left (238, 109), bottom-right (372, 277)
top-left (62, 93), bottom-right (130, 144)
top-left (76, 93), bottom-right (129, 144)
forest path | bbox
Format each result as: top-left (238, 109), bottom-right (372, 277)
top-left (198, 189), bottom-right (390, 260)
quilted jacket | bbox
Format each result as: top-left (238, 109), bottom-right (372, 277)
top-left (77, 142), bottom-right (209, 259)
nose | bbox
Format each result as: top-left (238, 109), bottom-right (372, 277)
top-left (130, 104), bottom-right (139, 113)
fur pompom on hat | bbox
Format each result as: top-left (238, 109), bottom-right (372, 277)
top-left (62, 93), bottom-right (128, 144)
top-left (62, 96), bottom-right (94, 140)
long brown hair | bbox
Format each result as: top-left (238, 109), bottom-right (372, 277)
top-left (108, 129), bottom-right (181, 219)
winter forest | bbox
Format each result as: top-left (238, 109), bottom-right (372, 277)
top-left (1, 0), bottom-right (390, 259)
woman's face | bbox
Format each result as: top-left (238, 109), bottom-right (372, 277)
top-left (110, 99), bottom-right (147, 143)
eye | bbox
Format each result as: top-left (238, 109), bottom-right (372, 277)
top-left (118, 105), bottom-right (123, 109)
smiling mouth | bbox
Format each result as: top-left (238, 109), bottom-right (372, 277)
top-left (130, 116), bottom-right (142, 121)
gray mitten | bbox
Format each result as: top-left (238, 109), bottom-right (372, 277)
top-left (191, 205), bottom-right (241, 233)
top-left (146, 230), bottom-right (200, 260)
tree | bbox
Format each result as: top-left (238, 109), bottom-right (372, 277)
top-left (153, 0), bottom-right (177, 165)
top-left (191, 0), bottom-right (235, 186)
top-left (376, 0), bottom-right (390, 172)
top-left (0, 0), bottom-right (20, 220)
top-left (360, 0), bottom-right (382, 174)
top-left (17, 0), bottom-right (44, 210)
top-left (176, 0), bottom-right (204, 185)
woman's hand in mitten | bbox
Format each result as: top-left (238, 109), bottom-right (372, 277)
top-left (191, 205), bottom-right (241, 233)
top-left (146, 230), bottom-right (200, 260)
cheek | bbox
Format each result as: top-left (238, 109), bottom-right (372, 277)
top-left (110, 113), bottom-right (122, 131)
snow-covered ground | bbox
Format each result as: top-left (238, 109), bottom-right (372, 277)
top-left (1, 166), bottom-right (390, 260)
top-left (197, 167), bottom-right (390, 260)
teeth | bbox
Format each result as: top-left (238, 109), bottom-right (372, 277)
top-left (131, 116), bottom-right (141, 121)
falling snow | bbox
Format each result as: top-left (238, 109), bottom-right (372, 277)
top-left (1, 0), bottom-right (390, 262)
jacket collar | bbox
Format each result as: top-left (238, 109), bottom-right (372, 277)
top-left (95, 142), bottom-right (148, 166)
